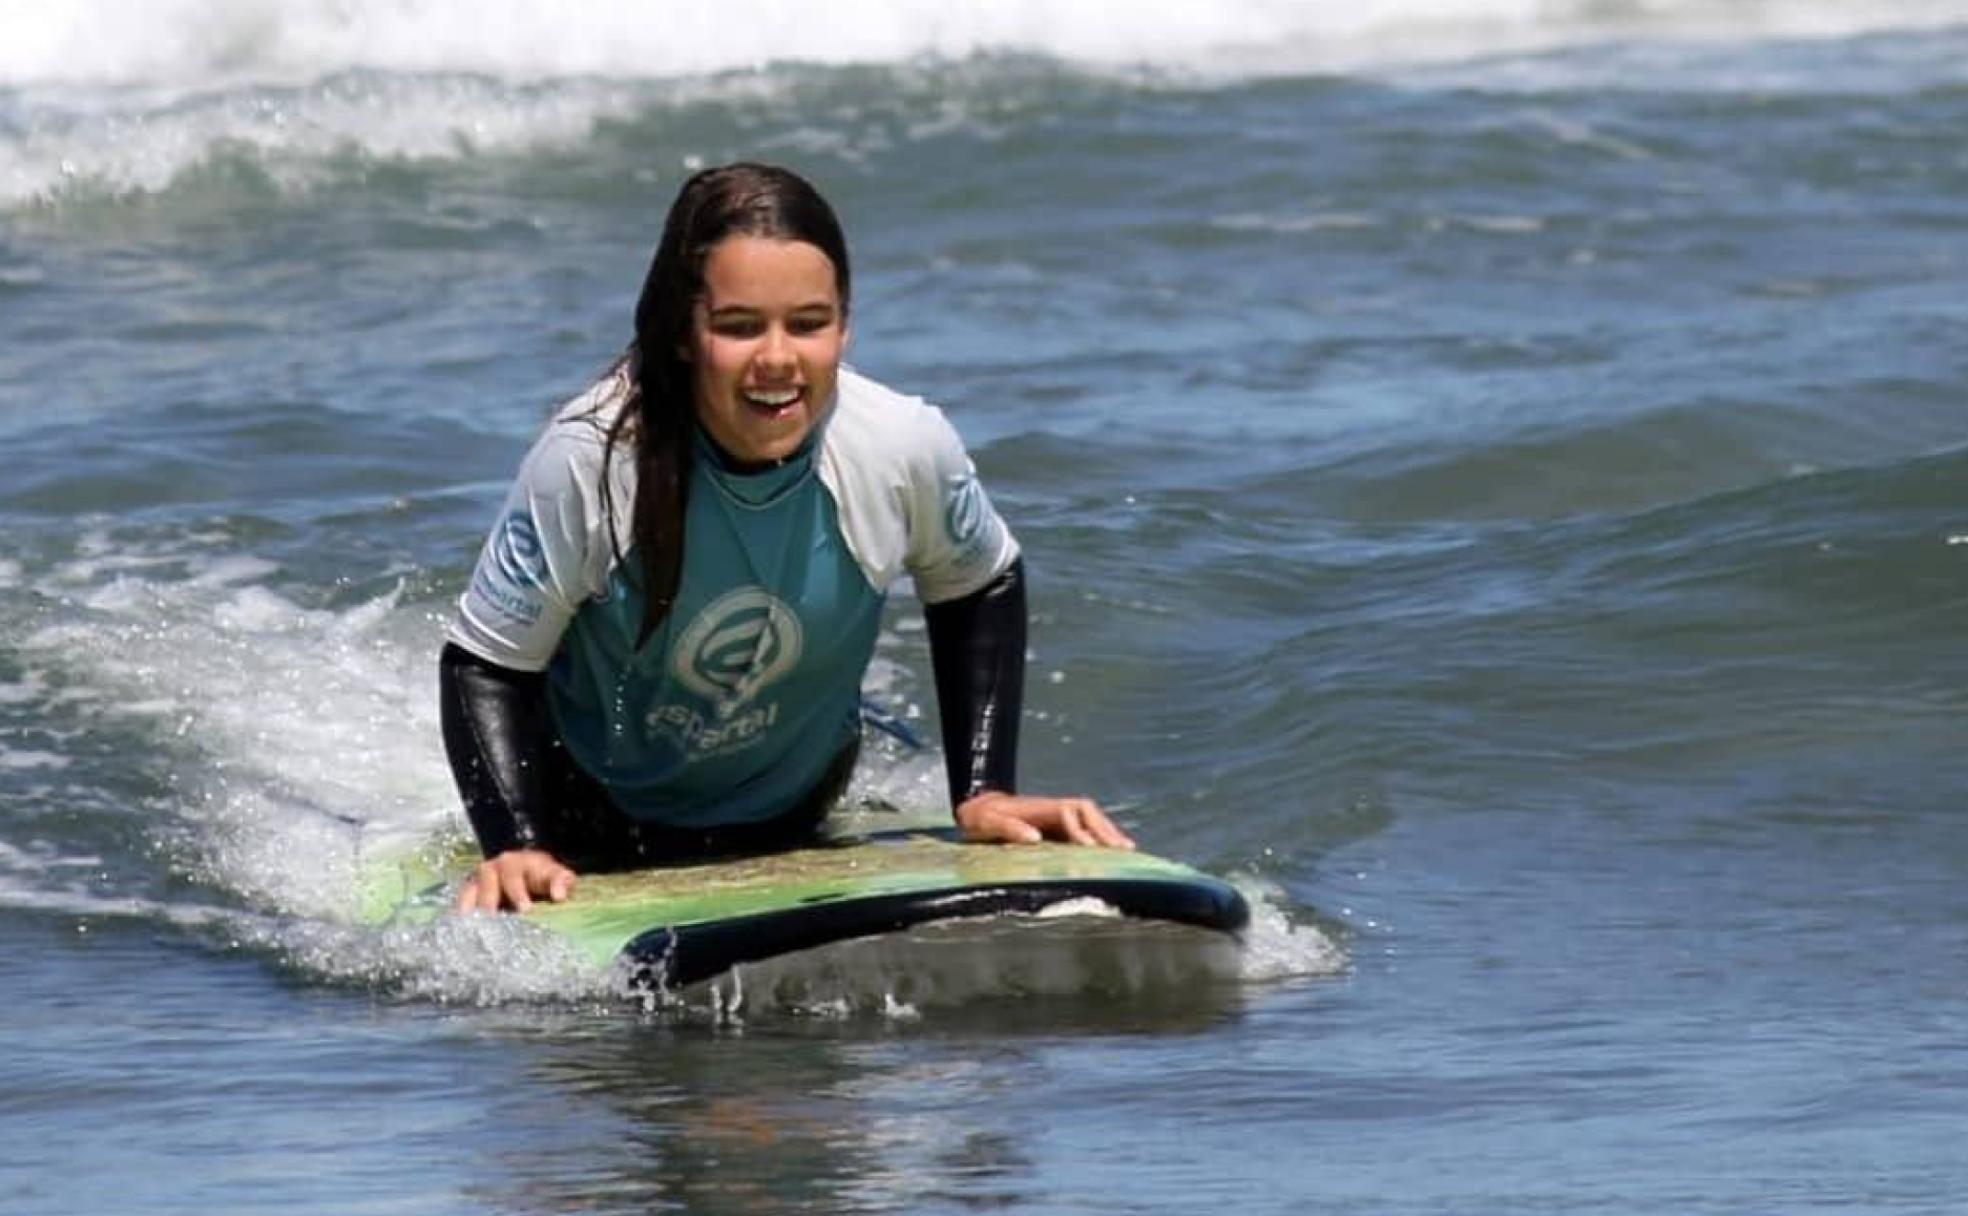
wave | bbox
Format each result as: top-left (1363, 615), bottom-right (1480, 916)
top-left (7, 0), bottom-right (1968, 88)
top-left (7, 3), bottom-right (1968, 212)
top-left (1264, 380), bottom-right (1968, 528)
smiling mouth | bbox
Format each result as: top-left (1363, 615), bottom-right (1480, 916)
top-left (742, 387), bottom-right (803, 417)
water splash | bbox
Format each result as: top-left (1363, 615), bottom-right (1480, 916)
top-left (1231, 873), bottom-right (1350, 982)
top-left (6, 520), bottom-right (1345, 1013)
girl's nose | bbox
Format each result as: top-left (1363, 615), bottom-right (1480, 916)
top-left (756, 324), bottom-right (795, 373)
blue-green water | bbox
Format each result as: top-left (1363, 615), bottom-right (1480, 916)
top-left (5, 4), bottom-right (1968, 1213)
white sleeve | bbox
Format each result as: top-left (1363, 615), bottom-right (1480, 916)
top-left (445, 421), bottom-right (610, 672)
top-left (904, 406), bottom-right (1021, 605)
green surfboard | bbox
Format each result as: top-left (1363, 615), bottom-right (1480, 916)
top-left (357, 828), bottom-right (1248, 989)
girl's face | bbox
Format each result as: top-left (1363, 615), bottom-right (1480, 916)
top-left (686, 235), bottom-right (848, 466)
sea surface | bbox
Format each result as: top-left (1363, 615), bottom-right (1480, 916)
top-left (4, 2), bottom-right (1967, 1213)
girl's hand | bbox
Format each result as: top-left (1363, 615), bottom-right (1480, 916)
top-left (456, 848), bottom-right (577, 914)
top-left (954, 791), bottom-right (1135, 850)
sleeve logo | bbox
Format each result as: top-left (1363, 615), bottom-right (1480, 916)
top-left (944, 474), bottom-right (987, 550)
top-left (492, 509), bottom-right (549, 589)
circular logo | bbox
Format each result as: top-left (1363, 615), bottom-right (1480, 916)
top-left (945, 475), bottom-right (985, 548)
top-left (670, 587), bottom-right (803, 714)
top-left (493, 509), bottom-right (548, 588)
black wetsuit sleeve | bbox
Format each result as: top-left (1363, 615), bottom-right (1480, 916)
top-left (438, 642), bottom-right (553, 858)
top-left (923, 558), bottom-right (1027, 808)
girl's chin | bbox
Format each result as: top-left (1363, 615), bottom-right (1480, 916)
top-left (699, 395), bottom-right (830, 464)
top-left (720, 420), bottom-right (813, 464)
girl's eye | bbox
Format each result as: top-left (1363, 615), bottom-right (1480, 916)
top-left (704, 309), bottom-right (835, 339)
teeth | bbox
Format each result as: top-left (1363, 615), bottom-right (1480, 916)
top-left (745, 388), bottom-right (800, 407)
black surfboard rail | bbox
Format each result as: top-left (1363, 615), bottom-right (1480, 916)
top-left (624, 876), bottom-right (1250, 989)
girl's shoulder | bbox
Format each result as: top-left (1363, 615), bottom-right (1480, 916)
top-left (545, 364), bottom-right (633, 447)
top-left (499, 368), bottom-right (637, 525)
top-left (824, 366), bottom-right (968, 477)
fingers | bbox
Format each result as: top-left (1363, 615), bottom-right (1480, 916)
top-left (1070, 800), bottom-right (1136, 851)
top-left (502, 862), bottom-right (535, 914)
top-left (455, 862), bottom-right (505, 915)
top-left (956, 793), bottom-right (1135, 850)
top-left (1056, 800), bottom-right (1098, 847)
top-left (454, 850), bottom-right (576, 915)
top-left (1052, 799), bottom-right (1133, 850)
top-left (986, 812), bottom-right (1044, 845)
top-left (956, 799), bottom-right (1038, 844)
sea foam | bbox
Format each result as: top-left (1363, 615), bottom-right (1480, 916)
top-left (5, 0), bottom-right (1965, 87)
top-left (6, 1), bottom-right (1965, 209)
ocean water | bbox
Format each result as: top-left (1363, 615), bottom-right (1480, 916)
top-left (5, 2), bottom-right (1968, 1212)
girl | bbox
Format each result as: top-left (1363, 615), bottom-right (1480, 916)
top-left (441, 163), bottom-right (1131, 913)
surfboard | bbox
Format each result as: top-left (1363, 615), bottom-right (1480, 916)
top-left (357, 827), bottom-right (1249, 989)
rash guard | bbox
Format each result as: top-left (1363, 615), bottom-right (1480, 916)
top-left (443, 365), bottom-right (1024, 847)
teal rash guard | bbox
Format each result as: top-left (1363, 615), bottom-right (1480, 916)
top-left (445, 366), bottom-right (1021, 832)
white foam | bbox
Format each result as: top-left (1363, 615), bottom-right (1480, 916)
top-left (1231, 875), bottom-right (1349, 982)
top-left (4, 533), bottom-right (641, 1004)
top-left (1, 71), bottom-right (650, 206)
top-left (1214, 212), bottom-right (1385, 236)
top-left (0, 870), bottom-right (245, 931)
top-left (264, 913), bottom-right (619, 1006)
top-left (19, 538), bottom-right (455, 920)
top-left (6, 1), bottom-right (1964, 208)
top-left (5, 0), bottom-right (1965, 88)
top-left (1034, 895), bottom-right (1123, 919)
top-left (0, 859), bottom-right (619, 1004)
top-left (0, 747), bottom-right (72, 771)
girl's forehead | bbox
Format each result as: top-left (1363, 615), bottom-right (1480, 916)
top-left (698, 237), bottom-right (841, 305)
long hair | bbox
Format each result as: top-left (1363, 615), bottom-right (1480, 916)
top-left (601, 163), bottom-right (852, 647)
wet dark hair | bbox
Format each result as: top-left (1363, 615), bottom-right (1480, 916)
top-left (601, 162), bottom-right (851, 646)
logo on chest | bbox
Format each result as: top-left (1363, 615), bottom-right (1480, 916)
top-left (669, 586), bottom-right (804, 716)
